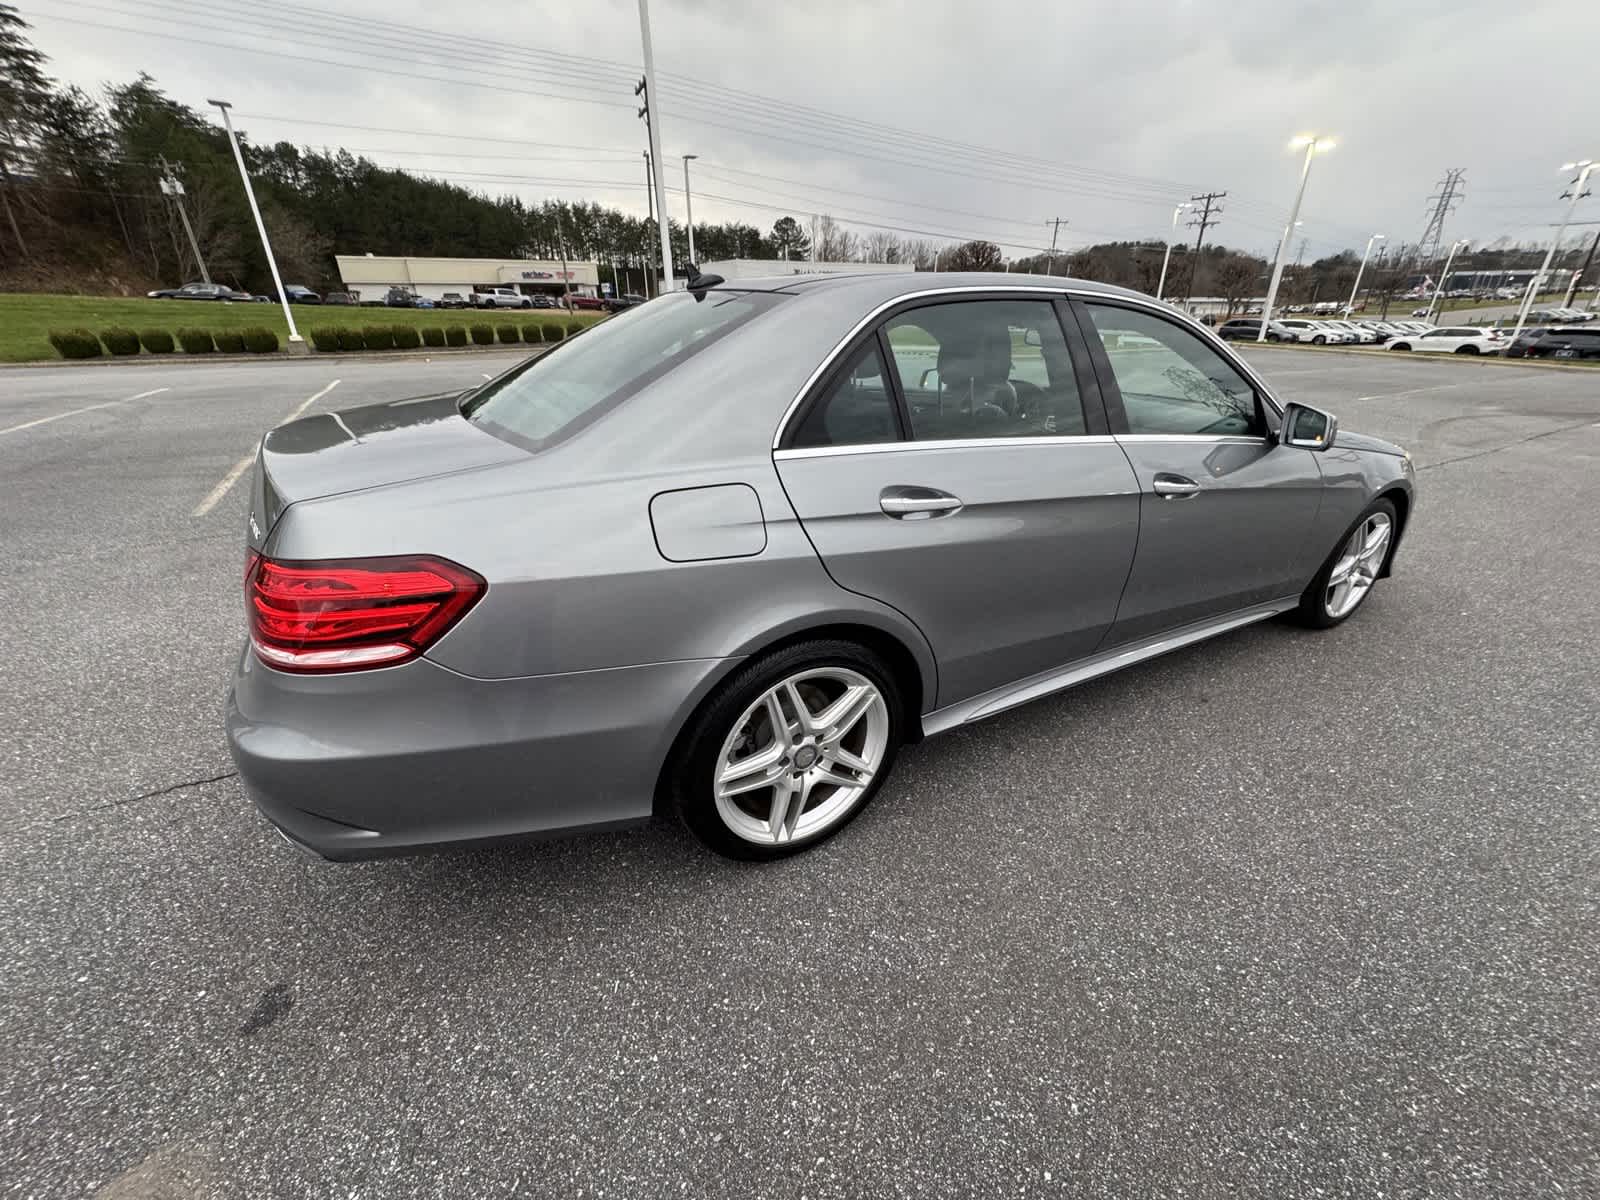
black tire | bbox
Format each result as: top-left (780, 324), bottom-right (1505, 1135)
top-left (1391, 342), bottom-right (1411, 351)
top-left (521, 299), bottom-right (531, 308)
top-left (672, 639), bottom-right (904, 861)
top-left (1455, 345), bottom-right (1479, 354)
top-left (1312, 334), bottom-right (1326, 345)
top-left (1266, 332), bottom-right (1281, 343)
top-left (1290, 497), bottom-right (1399, 629)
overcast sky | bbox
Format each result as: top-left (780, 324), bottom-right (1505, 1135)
top-left (22, 0), bottom-right (1599, 261)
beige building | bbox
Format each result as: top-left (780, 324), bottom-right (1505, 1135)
top-left (334, 255), bottom-right (601, 303)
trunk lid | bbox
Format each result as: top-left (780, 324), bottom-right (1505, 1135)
top-left (247, 392), bottom-right (526, 546)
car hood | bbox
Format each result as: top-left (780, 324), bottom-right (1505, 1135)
top-left (252, 392), bottom-right (526, 535)
top-left (1335, 429), bottom-right (1406, 458)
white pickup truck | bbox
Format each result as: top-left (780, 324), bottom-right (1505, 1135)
top-left (475, 287), bottom-right (531, 309)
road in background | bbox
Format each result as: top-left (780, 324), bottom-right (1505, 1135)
top-left (2, 352), bottom-right (1597, 1197)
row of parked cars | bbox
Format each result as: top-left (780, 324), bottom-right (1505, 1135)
top-left (147, 281), bottom-right (647, 312)
top-left (1216, 310), bottom-right (1597, 358)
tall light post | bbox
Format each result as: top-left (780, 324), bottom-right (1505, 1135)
top-left (1426, 239), bottom-right (1468, 323)
top-left (208, 99), bottom-right (301, 345)
top-left (1344, 232), bottom-right (1385, 316)
top-left (1258, 134), bottom-right (1335, 342)
top-left (1512, 159), bottom-right (1596, 340)
top-left (1154, 202), bottom-right (1191, 301)
top-left (682, 154), bottom-right (698, 266)
top-left (636, 0), bottom-right (675, 292)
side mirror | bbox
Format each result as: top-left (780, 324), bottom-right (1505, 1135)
top-left (1281, 402), bottom-right (1338, 451)
top-left (919, 367), bottom-right (940, 389)
top-left (1022, 328), bottom-right (1043, 347)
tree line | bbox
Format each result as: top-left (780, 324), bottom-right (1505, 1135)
top-left (0, 4), bottom-right (1579, 310)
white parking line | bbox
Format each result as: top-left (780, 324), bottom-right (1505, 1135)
top-left (1354, 382), bottom-right (1467, 403)
top-left (0, 387), bottom-right (170, 437)
top-left (480, 372), bottom-right (491, 380)
top-left (192, 379), bottom-right (340, 518)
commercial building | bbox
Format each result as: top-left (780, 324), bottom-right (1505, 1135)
top-left (333, 255), bottom-right (601, 303)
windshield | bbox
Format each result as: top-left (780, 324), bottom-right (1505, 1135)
top-left (462, 290), bottom-right (781, 451)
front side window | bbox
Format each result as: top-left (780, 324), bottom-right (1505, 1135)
top-left (464, 290), bottom-right (780, 450)
top-left (1085, 304), bottom-right (1260, 437)
top-left (883, 300), bottom-right (1087, 440)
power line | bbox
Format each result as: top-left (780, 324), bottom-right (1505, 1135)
top-left (1182, 191), bottom-right (1224, 302)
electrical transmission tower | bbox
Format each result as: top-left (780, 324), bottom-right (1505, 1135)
top-left (1182, 191), bottom-right (1225, 302)
top-left (1416, 168), bottom-right (1466, 277)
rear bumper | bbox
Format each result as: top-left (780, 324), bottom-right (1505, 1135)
top-left (225, 647), bottom-right (733, 860)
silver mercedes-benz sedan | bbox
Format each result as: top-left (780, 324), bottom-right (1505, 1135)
top-left (225, 272), bottom-right (1415, 861)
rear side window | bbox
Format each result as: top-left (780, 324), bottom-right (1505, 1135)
top-left (790, 341), bottom-right (899, 448)
top-left (463, 291), bottom-right (780, 450)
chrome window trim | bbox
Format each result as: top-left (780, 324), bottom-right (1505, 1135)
top-left (771, 284), bottom-right (1285, 451)
top-left (1113, 433), bottom-right (1270, 446)
top-left (775, 434), bottom-right (1121, 461)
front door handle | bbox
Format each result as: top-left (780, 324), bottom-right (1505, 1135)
top-left (880, 487), bottom-right (963, 519)
top-left (1152, 472), bottom-right (1201, 499)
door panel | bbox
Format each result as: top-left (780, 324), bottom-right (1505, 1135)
top-left (775, 442), bottom-right (1140, 706)
top-left (1106, 438), bottom-right (1324, 642)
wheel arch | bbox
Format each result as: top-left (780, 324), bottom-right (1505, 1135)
top-left (1375, 484), bottom-right (1411, 578)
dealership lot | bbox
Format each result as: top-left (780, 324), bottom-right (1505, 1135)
top-left (2, 350), bottom-right (1597, 1197)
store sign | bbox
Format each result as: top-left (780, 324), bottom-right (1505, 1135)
top-left (520, 269), bottom-right (575, 280)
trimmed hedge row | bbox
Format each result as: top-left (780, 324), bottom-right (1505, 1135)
top-left (303, 321), bottom-right (592, 351)
top-left (45, 326), bottom-right (281, 359)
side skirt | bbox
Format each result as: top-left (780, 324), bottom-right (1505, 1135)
top-left (920, 599), bottom-right (1298, 736)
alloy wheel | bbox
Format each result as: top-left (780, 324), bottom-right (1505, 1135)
top-left (713, 667), bottom-right (890, 846)
top-left (1324, 512), bottom-right (1392, 619)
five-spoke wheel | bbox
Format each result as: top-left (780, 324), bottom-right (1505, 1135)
top-left (1294, 498), bottom-right (1398, 628)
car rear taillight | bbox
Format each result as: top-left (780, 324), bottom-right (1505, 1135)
top-left (246, 554), bottom-right (486, 672)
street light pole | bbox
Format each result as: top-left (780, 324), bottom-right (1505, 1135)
top-left (1426, 239), bottom-right (1467, 323)
top-left (1512, 159), bottom-right (1595, 340)
top-left (682, 154), bottom-right (698, 266)
top-left (1258, 135), bottom-right (1333, 342)
top-left (208, 99), bottom-right (300, 345)
top-left (636, 0), bottom-right (675, 292)
top-left (1154, 202), bottom-right (1190, 301)
top-left (1345, 232), bottom-right (1385, 316)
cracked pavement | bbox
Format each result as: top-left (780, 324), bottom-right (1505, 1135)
top-left (1, 351), bottom-right (1597, 1198)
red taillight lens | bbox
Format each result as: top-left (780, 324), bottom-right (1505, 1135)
top-left (246, 554), bottom-right (486, 673)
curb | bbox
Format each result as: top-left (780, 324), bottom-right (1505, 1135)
top-left (1, 345), bottom-right (549, 369)
top-left (1239, 342), bottom-right (1600, 374)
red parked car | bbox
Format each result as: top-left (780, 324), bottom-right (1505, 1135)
top-left (568, 294), bottom-right (607, 311)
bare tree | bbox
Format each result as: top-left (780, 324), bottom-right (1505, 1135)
top-left (862, 230), bottom-right (903, 264)
top-left (944, 239), bottom-right (1003, 271)
top-left (814, 215), bottom-right (860, 262)
top-left (1215, 255), bottom-right (1261, 316)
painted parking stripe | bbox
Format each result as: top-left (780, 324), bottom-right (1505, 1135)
top-left (0, 387), bottom-right (170, 437)
top-left (192, 379), bottom-right (340, 517)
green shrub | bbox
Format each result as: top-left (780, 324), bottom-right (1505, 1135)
top-left (337, 328), bottom-right (365, 351)
top-left (138, 328), bottom-right (175, 354)
top-left (391, 324), bottom-right (422, 350)
top-left (539, 318), bottom-right (565, 342)
top-left (177, 328), bottom-right (214, 354)
top-left (421, 326), bottom-right (446, 347)
top-left (214, 330), bottom-right (246, 354)
top-left (496, 323), bottom-right (521, 344)
top-left (521, 323), bottom-right (543, 343)
top-left (363, 325), bottom-right (395, 351)
top-left (565, 317), bottom-right (585, 337)
top-left (469, 322), bottom-right (495, 346)
top-left (445, 325), bottom-right (468, 347)
top-left (99, 327), bottom-right (141, 356)
top-left (242, 327), bottom-right (280, 353)
top-left (48, 328), bottom-right (102, 359)
top-left (309, 327), bottom-right (341, 352)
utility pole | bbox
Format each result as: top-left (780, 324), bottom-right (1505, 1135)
top-left (635, 0), bottom-right (674, 292)
top-left (207, 98), bottom-right (301, 346)
top-left (158, 155), bottom-right (210, 284)
top-left (640, 148), bottom-right (655, 298)
top-left (1044, 217), bottom-right (1067, 275)
top-left (1155, 203), bottom-right (1190, 301)
top-left (1182, 190), bottom-right (1225, 304)
top-left (682, 154), bottom-right (698, 266)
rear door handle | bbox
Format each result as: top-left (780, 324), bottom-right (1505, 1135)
top-left (880, 487), bottom-right (963, 519)
top-left (1151, 472), bottom-right (1201, 499)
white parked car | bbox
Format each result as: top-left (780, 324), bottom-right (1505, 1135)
top-left (475, 287), bottom-right (533, 309)
top-left (1394, 321), bottom-right (1435, 334)
top-left (1275, 318), bottom-right (1351, 345)
top-left (1387, 326), bottom-right (1505, 355)
top-left (1322, 320), bottom-right (1380, 344)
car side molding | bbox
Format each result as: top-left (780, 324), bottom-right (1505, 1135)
top-left (921, 599), bottom-right (1298, 735)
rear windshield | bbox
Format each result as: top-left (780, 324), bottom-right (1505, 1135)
top-left (462, 290), bottom-right (781, 450)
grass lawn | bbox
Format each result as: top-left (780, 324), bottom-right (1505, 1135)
top-left (0, 294), bottom-right (607, 363)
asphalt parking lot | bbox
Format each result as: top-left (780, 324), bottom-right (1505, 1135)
top-left (2, 347), bottom-right (1597, 1198)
